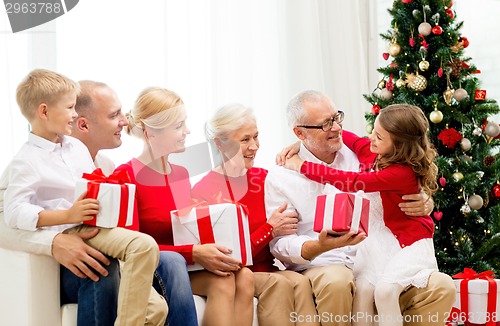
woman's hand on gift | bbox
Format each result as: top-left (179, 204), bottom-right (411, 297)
top-left (268, 203), bottom-right (299, 237)
top-left (192, 243), bottom-right (242, 277)
top-left (275, 141), bottom-right (301, 166)
top-left (301, 230), bottom-right (366, 261)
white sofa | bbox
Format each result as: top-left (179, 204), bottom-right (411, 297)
top-left (0, 247), bottom-right (258, 326)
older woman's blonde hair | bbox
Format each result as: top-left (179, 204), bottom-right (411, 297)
top-left (125, 87), bottom-right (184, 138)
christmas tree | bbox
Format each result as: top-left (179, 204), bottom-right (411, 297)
top-left (364, 0), bottom-right (500, 275)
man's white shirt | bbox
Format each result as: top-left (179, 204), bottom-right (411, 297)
top-left (265, 142), bottom-right (361, 271)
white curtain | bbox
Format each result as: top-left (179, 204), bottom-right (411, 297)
top-left (1, 0), bottom-right (377, 171)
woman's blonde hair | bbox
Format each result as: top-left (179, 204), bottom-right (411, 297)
top-left (125, 87), bottom-right (184, 138)
top-left (376, 104), bottom-right (438, 196)
top-left (16, 69), bottom-right (80, 121)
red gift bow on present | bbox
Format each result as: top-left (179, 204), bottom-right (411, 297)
top-left (81, 168), bottom-right (132, 227)
top-left (453, 268), bottom-right (498, 326)
top-left (174, 197), bottom-right (250, 266)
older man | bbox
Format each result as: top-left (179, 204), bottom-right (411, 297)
top-left (265, 90), bottom-right (455, 326)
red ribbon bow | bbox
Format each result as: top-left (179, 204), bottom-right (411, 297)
top-left (452, 268), bottom-right (497, 326)
top-left (81, 168), bottom-right (132, 227)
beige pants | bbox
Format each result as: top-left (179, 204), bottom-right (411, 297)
top-left (254, 270), bottom-right (320, 326)
top-left (66, 225), bottom-right (167, 326)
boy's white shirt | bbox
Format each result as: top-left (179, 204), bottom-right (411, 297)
top-left (0, 135), bottom-right (114, 256)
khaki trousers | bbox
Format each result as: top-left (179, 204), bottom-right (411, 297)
top-left (399, 271), bottom-right (456, 326)
top-left (254, 270), bottom-right (319, 326)
top-left (67, 225), bottom-right (167, 326)
top-left (302, 265), bottom-right (355, 326)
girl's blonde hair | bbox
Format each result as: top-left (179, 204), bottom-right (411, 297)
top-left (125, 87), bottom-right (184, 138)
top-left (376, 104), bottom-right (438, 196)
top-left (16, 69), bottom-right (80, 121)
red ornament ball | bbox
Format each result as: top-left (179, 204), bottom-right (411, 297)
top-left (439, 177), bottom-right (446, 187)
top-left (402, 0), bottom-right (413, 3)
top-left (432, 25), bottom-right (443, 35)
top-left (492, 184), bottom-right (500, 200)
top-left (372, 104), bottom-right (381, 115)
top-left (461, 36), bottom-right (469, 48)
top-left (445, 9), bottom-right (455, 18)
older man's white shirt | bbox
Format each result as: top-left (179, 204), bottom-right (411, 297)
top-left (265, 143), bottom-right (361, 271)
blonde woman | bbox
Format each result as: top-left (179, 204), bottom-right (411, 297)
top-left (115, 87), bottom-right (254, 326)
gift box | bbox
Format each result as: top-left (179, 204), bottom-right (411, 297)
top-left (171, 202), bottom-right (253, 271)
top-left (313, 190), bottom-right (369, 236)
top-left (453, 268), bottom-right (500, 326)
top-left (74, 168), bottom-right (135, 228)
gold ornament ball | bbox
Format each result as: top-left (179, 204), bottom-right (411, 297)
top-left (453, 88), bottom-right (468, 102)
top-left (418, 60), bottom-right (430, 71)
top-left (379, 88), bottom-right (393, 101)
top-left (468, 194), bottom-right (484, 210)
top-left (418, 22), bottom-right (432, 36)
top-left (429, 109), bottom-right (443, 124)
top-left (460, 138), bottom-right (471, 151)
top-left (395, 79), bottom-right (406, 88)
top-left (408, 74), bottom-right (427, 92)
top-left (484, 121), bottom-right (500, 137)
top-left (365, 123), bottom-right (374, 134)
top-left (388, 43), bottom-right (401, 57)
top-left (452, 171), bottom-right (464, 182)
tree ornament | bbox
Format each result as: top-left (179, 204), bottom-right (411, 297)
top-left (402, 0), bottom-right (413, 3)
top-left (483, 155), bottom-right (496, 167)
top-left (406, 73), bottom-right (427, 92)
top-left (452, 171), bottom-right (464, 182)
top-left (418, 22), bottom-right (432, 36)
top-left (371, 104), bottom-right (381, 115)
top-left (468, 194), bottom-right (484, 210)
top-left (484, 122), bottom-right (500, 137)
top-left (388, 43), bottom-right (401, 57)
top-left (460, 203), bottom-right (471, 215)
top-left (472, 126), bottom-right (483, 137)
top-left (429, 109), bottom-right (443, 124)
top-left (453, 88), bottom-right (468, 102)
top-left (439, 177), bottom-right (446, 187)
top-left (395, 79), bottom-right (406, 88)
top-left (476, 171), bottom-right (484, 179)
top-left (450, 40), bottom-right (464, 53)
top-left (438, 128), bottom-right (462, 149)
top-left (379, 88), bottom-right (393, 101)
top-left (492, 183), bottom-right (500, 200)
top-left (383, 52), bottom-right (390, 61)
top-left (432, 25), bottom-right (443, 35)
top-left (433, 211), bottom-right (443, 221)
top-left (461, 154), bottom-right (472, 163)
top-left (443, 71), bottom-right (454, 105)
top-left (461, 36), bottom-right (470, 48)
top-left (474, 90), bottom-right (486, 100)
top-left (445, 8), bottom-right (455, 18)
top-left (377, 80), bottom-right (386, 89)
top-left (419, 60), bottom-right (430, 71)
top-left (412, 9), bottom-right (422, 20)
top-left (438, 67), bottom-right (444, 77)
top-left (460, 138), bottom-right (471, 151)
top-left (450, 58), bottom-right (463, 78)
top-left (365, 123), bottom-right (374, 134)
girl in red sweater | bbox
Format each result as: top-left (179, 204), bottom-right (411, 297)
top-left (283, 104), bottom-right (439, 326)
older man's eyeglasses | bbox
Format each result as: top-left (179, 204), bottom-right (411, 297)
top-left (297, 111), bottom-right (344, 132)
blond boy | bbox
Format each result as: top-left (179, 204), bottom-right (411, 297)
top-left (2, 69), bottom-right (164, 326)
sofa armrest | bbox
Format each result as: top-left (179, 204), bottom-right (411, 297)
top-left (0, 247), bottom-right (61, 326)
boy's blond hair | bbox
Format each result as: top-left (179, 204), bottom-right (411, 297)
top-left (16, 69), bottom-right (80, 121)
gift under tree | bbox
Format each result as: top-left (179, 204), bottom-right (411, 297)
top-left (364, 0), bottom-right (500, 276)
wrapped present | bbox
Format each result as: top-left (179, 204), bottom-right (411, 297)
top-left (314, 190), bottom-right (369, 236)
top-left (74, 168), bottom-right (135, 228)
top-left (171, 202), bottom-right (253, 271)
top-left (452, 268), bottom-right (500, 326)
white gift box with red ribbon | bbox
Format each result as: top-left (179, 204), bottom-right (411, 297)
top-left (74, 169), bottom-right (135, 228)
top-left (171, 203), bottom-right (253, 271)
top-left (453, 278), bottom-right (500, 325)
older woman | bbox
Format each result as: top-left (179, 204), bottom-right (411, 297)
top-left (191, 103), bottom-right (319, 326)
top-left (115, 88), bottom-right (254, 326)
